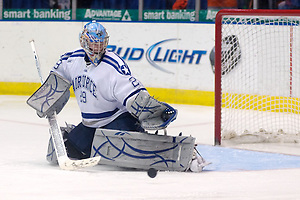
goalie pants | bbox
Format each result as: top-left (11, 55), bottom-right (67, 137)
top-left (65, 112), bottom-right (144, 159)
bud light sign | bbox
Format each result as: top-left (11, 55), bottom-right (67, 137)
top-left (107, 38), bottom-right (207, 74)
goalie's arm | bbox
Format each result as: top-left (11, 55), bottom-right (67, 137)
top-left (126, 90), bottom-right (177, 130)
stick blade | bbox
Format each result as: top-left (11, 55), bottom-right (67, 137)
top-left (58, 156), bottom-right (101, 170)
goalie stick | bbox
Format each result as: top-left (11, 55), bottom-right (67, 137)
top-left (29, 39), bottom-right (101, 170)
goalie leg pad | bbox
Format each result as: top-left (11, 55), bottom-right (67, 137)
top-left (91, 129), bottom-right (195, 171)
top-left (46, 135), bottom-right (58, 164)
top-left (27, 72), bottom-right (71, 118)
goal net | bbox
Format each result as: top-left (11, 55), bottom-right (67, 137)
top-left (214, 9), bottom-right (300, 145)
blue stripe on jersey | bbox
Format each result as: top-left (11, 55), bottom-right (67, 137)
top-left (102, 58), bottom-right (123, 74)
top-left (70, 54), bottom-right (84, 58)
top-left (104, 54), bottom-right (120, 66)
top-left (61, 49), bottom-right (85, 60)
top-left (74, 49), bottom-right (85, 53)
top-left (81, 108), bottom-right (119, 119)
top-left (122, 88), bottom-right (147, 106)
top-left (102, 54), bottom-right (131, 75)
top-left (61, 52), bottom-right (72, 60)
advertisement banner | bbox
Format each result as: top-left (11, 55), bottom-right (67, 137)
top-left (2, 9), bottom-right (218, 23)
top-left (103, 22), bottom-right (215, 91)
top-left (143, 9), bottom-right (196, 22)
top-left (3, 9), bottom-right (72, 20)
top-left (76, 9), bottom-right (138, 21)
top-left (198, 10), bottom-right (218, 22)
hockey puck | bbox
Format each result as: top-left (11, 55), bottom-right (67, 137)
top-left (147, 168), bottom-right (157, 178)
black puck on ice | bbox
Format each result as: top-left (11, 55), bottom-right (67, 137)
top-left (147, 168), bottom-right (157, 178)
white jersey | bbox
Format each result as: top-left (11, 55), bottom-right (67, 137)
top-left (51, 48), bottom-right (146, 128)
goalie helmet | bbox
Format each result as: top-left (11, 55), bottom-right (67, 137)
top-left (79, 21), bottom-right (109, 66)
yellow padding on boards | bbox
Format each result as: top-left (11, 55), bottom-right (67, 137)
top-left (146, 87), bottom-right (214, 106)
top-left (223, 93), bottom-right (300, 114)
top-left (0, 82), bottom-right (41, 95)
top-left (0, 82), bottom-right (215, 106)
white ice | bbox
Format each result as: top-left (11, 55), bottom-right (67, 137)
top-left (1, 95), bottom-right (300, 200)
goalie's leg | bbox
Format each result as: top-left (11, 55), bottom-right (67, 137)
top-left (101, 112), bottom-right (145, 132)
top-left (65, 112), bottom-right (144, 158)
top-left (46, 123), bottom-right (95, 163)
top-left (46, 112), bottom-right (145, 163)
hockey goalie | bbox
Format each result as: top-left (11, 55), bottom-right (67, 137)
top-left (27, 21), bottom-right (209, 172)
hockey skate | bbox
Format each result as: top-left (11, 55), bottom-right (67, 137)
top-left (188, 145), bottom-right (211, 172)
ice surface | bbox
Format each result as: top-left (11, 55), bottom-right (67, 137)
top-left (1, 95), bottom-right (300, 200)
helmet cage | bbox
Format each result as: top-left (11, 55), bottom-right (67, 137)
top-left (79, 22), bottom-right (109, 66)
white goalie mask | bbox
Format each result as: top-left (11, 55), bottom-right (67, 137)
top-left (79, 21), bottom-right (109, 66)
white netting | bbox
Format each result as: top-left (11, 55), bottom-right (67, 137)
top-left (220, 14), bottom-right (300, 143)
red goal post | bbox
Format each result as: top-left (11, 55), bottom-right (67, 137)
top-left (214, 9), bottom-right (300, 145)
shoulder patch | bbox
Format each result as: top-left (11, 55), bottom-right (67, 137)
top-left (102, 52), bottom-right (131, 75)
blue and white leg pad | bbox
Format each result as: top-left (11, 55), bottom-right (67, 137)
top-left (91, 129), bottom-right (195, 171)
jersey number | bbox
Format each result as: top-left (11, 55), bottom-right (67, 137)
top-left (129, 77), bottom-right (139, 87)
top-left (80, 91), bottom-right (87, 103)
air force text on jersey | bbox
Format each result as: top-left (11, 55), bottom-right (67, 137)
top-left (72, 75), bottom-right (97, 99)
